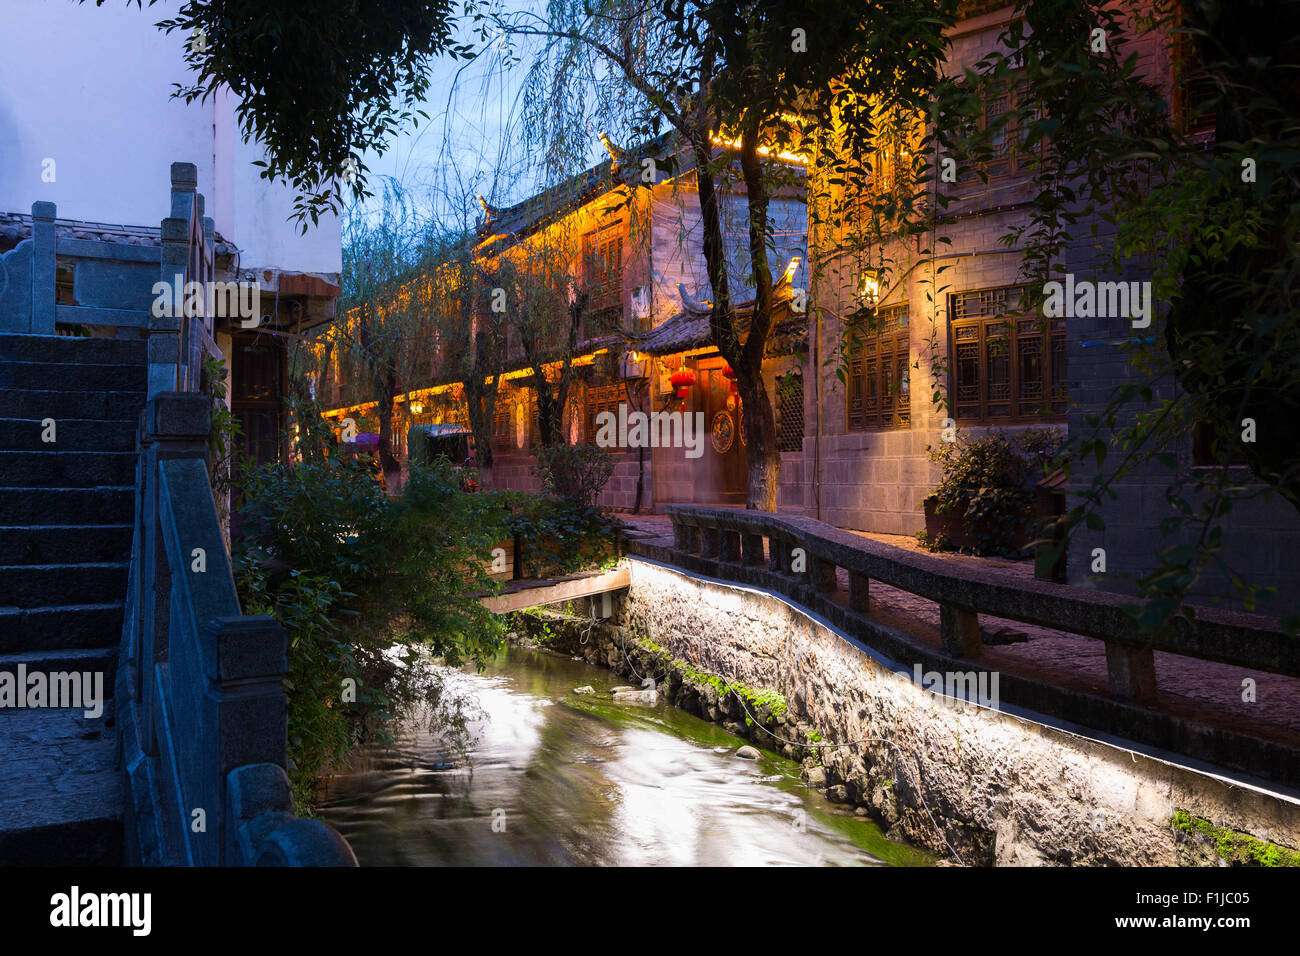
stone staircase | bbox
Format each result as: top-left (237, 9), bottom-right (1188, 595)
top-left (0, 332), bottom-right (145, 865)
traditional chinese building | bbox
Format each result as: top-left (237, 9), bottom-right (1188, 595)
top-left (805, 0), bottom-right (1300, 610)
top-left (323, 133), bottom-right (808, 511)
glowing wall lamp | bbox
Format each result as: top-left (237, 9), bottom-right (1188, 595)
top-left (858, 270), bottom-right (881, 309)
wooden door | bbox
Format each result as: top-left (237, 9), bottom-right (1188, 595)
top-left (695, 357), bottom-right (746, 505)
top-left (231, 333), bottom-right (285, 467)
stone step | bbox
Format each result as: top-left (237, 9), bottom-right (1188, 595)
top-left (0, 417), bottom-right (138, 452)
top-left (0, 450), bottom-right (137, 487)
top-left (0, 525), bottom-right (133, 565)
top-left (0, 360), bottom-right (146, 393)
top-left (0, 646), bottom-right (119, 687)
top-left (0, 562), bottom-right (129, 609)
top-left (0, 387), bottom-right (145, 421)
top-left (0, 486), bottom-right (133, 524)
top-left (0, 653), bottom-right (122, 866)
top-left (0, 332), bottom-right (145, 366)
top-left (0, 603), bottom-right (124, 654)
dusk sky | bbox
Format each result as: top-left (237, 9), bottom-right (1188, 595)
top-left (353, 7), bottom-right (615, 230)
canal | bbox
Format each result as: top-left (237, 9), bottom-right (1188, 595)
top-left (320, 643), bottom-right (930, 866)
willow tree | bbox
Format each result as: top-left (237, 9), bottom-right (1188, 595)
top-left (333, 183), bottom-right (443, 487)
top-left (484, 214), bottom-right (601, 448)
top-left (496, 0), bottom-right (958, 510)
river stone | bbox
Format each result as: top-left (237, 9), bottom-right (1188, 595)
top-left (736, 746), bottom-right (760, 760)
top-left (574, 686), bottom-right (595, 695)
top-left (803, 766), bottom-right (827, 787)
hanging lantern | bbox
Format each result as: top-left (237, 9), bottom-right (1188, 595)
top-left (669, 362), bottom-right (696, 412)
top-left (722, 363), bottom-right (739, 395)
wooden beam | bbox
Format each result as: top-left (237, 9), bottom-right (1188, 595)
top-left (481, 566), bottom-right (631, 614)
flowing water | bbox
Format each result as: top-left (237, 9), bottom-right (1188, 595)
top-left (320, 643), bottom-right (930, 867)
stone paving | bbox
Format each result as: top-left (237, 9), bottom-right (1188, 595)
top-left (618, 512), bottom-right (1300, 740)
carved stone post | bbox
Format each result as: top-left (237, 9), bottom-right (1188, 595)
top-left (30, 201), bottom-right (56, 333)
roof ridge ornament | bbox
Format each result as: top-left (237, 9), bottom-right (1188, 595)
top-left (773, 255), bottom-right (801, 291)
top-left (678, 283), bottom-right (712, 314)
top-left (598, 132), bottom-right (627, 166)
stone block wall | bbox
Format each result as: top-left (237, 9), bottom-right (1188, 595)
top-left (617, 558), bottom-right (1300, 865)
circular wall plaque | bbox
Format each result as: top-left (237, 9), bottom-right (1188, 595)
top-left (711, 410), bottom-right (734, 454)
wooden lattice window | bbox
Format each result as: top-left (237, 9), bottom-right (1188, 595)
top-left (950, 286), bottom-right (1066, 423)
top-left (847, 303), bottom-right (911, 431)
top-left (1172, 30), bottom-right (1216, 137)
top-left (492, 395), bottom-right (513, 448)
top-left (956, 79), bottom-right (1052, 184)
top-left (584, 384), bottom-right (624, 445)
top-left (584, 227), bottom-right (624, 332)
top-left (776, 372), bottom-right (804, 453)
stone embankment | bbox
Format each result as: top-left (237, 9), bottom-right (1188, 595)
top-left (513, 557), bottom-right (1300, 867)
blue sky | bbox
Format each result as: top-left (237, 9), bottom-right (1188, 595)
top-left (352, 6), bottom-right (613, 231)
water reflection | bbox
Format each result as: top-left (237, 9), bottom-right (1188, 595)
top-left (320, 644), bottom-right (929, 867)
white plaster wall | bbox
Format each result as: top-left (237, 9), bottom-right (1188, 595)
top-left (0, 0), bottom-right (339, 273)
top-left (0, 0), bottom-right (214, 225)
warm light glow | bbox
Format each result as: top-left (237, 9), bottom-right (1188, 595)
top-left (859, 272), bottom-right (880, 307)
top-left (709, 135), bottom-right (808, 166)
top-left (410, 402), bottom-right (424, 414)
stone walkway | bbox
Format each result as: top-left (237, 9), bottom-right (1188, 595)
top-left (617, 513), bottom-right (1300, 741)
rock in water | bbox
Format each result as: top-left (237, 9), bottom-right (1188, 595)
top-left (574, 686), bottom-right (596, 696)
top-left (736, 746), bottom-right (761, 760)
top-left (612, 688), bottom-right (658, 704)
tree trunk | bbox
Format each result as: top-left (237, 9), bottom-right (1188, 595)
top-left (375, 366), bottom-right (402, 494)
top-left (740, 375), bottom-right (780, 511)
top-left (691, 124), bottom-right (783, 512)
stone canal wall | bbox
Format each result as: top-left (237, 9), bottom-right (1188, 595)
top-left (519, 557), bottom-right (1300, 866)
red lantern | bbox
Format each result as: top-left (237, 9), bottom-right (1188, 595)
top-left (722, 363), bottom-right (739, 395)
top-left (669, 363), bottom-right (696, 412)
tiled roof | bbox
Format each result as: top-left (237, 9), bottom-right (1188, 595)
top-left (636, 289), bottom-right (807, 357)
top-left (0, 211), bottom-right (237, 256)
top-left (475, 132), bottom-right (680, 248)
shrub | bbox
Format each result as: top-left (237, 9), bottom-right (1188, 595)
top-left (496, 490), bottom-right (620, 579)
top-left (926, 427), bottom-right (1065, 556)
top-left (532, 442), bottom-right (614, 508)
top-left (233, 454), bottom-right (509, 808)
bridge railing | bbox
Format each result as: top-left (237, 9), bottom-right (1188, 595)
top-left (0, 161), bottom-right (221, 399)
top-left (117, 393), bottom-right (357, 866)
top-left (663, 505), bottom-right (1299, 704)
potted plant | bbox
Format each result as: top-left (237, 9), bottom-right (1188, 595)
top-left (923, 428), bottom-right (1064, 557)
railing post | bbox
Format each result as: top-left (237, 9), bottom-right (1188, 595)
top-left (153, 162), bottom-right (197, 397)
top-left (30, 201), bottom-right (56, 333)
top-left (742, 533), bottom-right (765, 566)
top-left (719, 528), bottom-right (741, 563)
top-left (940, 603), bottom-right (982, 657)
top-left (136, 393), bottom-right (211, 755)
top-left (671, 515), bottom-right (701, 554)
top-left (811, 555), bottom-right (837, 594)
top-left (700, 524), bottom-right (720, 560)
top-left (1105, 642), bottom-right (1158, 704)
top-left (849, 571), bottom-right (871, 612)
top-left (770, 537), bottom-right (789, 574)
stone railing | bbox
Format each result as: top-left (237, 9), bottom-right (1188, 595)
top-left (644, 504), bottom-right (1300, 789)
top-left (0, 161), bottom-right (221, 399)
top-left (117, 393), bottom-right (356, 866)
